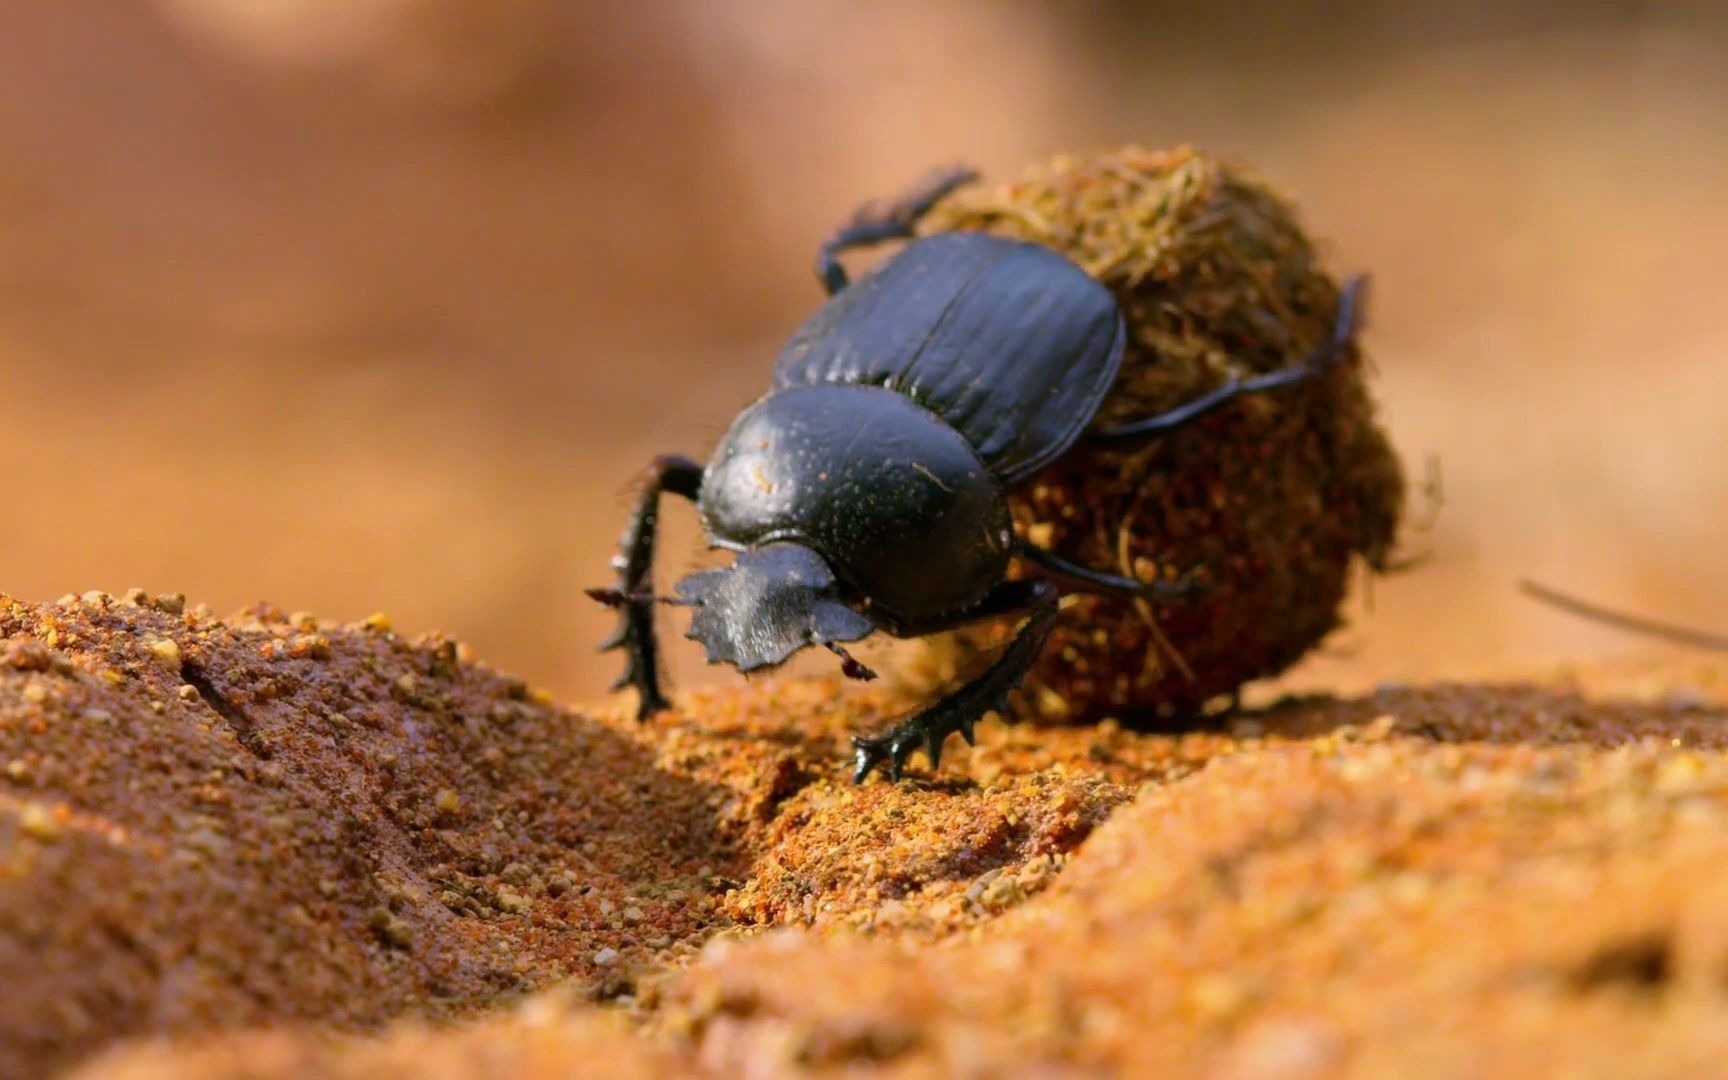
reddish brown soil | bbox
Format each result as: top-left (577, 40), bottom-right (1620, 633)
top-left (6, 593), bottom-right (1728, 1076)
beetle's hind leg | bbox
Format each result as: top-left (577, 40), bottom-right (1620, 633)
top-left (589, 454), bottom-right (702, 720)
top-left (1089, 275), bottom-right (1369, 445)
top-left (815, 165), bottom-right (980, 295)
top-left (852, 579), bottom-right (1059, 783)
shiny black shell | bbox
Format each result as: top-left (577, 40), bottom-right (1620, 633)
top-left (772, 231), bottom-right (1126, 483)
top-left (700, 384), bottom-right (1012, 624)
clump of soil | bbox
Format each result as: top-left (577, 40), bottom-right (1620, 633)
top-left (911, 145), bottom-right (1406, 723)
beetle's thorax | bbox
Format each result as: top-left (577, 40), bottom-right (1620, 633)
top-left (699, 384), bottom-right (1012, 624)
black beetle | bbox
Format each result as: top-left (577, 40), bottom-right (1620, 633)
top-left (591, 167), bottom-right (1367, 782)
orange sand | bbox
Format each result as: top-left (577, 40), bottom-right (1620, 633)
top-left (4, 593), bottom-right (1728, 1075)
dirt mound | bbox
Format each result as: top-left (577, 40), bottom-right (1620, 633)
top-left (6, 593), bottom-right (1728, 1075)
top-left (0, 593), bottom-right (1131, 1075)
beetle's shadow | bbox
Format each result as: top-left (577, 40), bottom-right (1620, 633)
top-left (1219, 682), bottom-right (1728, 750)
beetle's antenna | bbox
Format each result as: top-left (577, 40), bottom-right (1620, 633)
top-left (1519, 580), bottom-right (1728, 652)
top-left (586, 587), bottom-right (698, 608)
top-left (824, 641), bottom-right (879, 681)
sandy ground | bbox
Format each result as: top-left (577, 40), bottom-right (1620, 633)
top-left (2, 592), bottom-right (1727, 1076)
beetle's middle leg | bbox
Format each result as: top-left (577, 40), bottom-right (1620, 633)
top-left (1089, 275), bottom-right (1368, 445)
top-left (815, 165), bottom-right (980, 295)
top-left (592, 454), bottom-right (702, 720)
top-left (1015, 542), bottom-right (1203, 603)
top-left (851, 579), bottom-right (1059, 783)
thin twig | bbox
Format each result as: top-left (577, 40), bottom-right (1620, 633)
top-left (1519, 580), bottom-right (1728, 652)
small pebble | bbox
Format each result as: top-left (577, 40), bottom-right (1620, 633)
top-left (20, 802), bottom-right (60, 841)
top-left (367, 908), bottom-right (414, 950)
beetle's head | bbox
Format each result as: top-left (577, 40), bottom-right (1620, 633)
top-left (675, 542), bottom-right (876, 675)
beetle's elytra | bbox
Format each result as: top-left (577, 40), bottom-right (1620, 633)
top-left (591, 165), bottom-right (1368, 782)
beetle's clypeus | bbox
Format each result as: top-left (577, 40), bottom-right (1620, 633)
top-left (591, 167), bottom-right (1368, 782)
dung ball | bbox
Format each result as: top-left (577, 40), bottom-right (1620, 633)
top-left (908, 145), bottom-right (1406, 723)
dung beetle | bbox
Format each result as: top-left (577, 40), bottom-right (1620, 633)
top-left (591, 167), bottom-right (1367, 782)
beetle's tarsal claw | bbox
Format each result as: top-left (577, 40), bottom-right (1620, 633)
top-left (849, 578), bottom-right (1059, 784)
top-left (637, 692), bottom-right (670, 721)
top-left (850, 733), bottom-right (892, 785)
top-left (850, 708), bottom-right (979, 783)
top-left (850, 728), bottom-right (925, 784)
top-left (923, 729), bottom-right (946, 769)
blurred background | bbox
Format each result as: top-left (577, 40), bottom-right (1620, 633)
top-left (2, 0), bottom-right (1726, 703)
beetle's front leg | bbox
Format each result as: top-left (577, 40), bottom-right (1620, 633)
top-left (594, 454), bottom-right (702, 719)
top-left (852, 579), bottom-right (1060, 783)
top-left (1016, 542), bottom-right (1205, 603)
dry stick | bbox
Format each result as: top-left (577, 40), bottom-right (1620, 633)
top-left (1518, 579), bottom-right (1728, 652)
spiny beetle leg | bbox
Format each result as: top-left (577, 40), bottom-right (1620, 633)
top-left (816, 165), bottom-right (981, 295)
top-left (1089, 274), bottom-right (1370, 445)
top-left (596, 454), bottom-right (702, 721)
top-left (851, 580), bottom-right (1059, 783)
